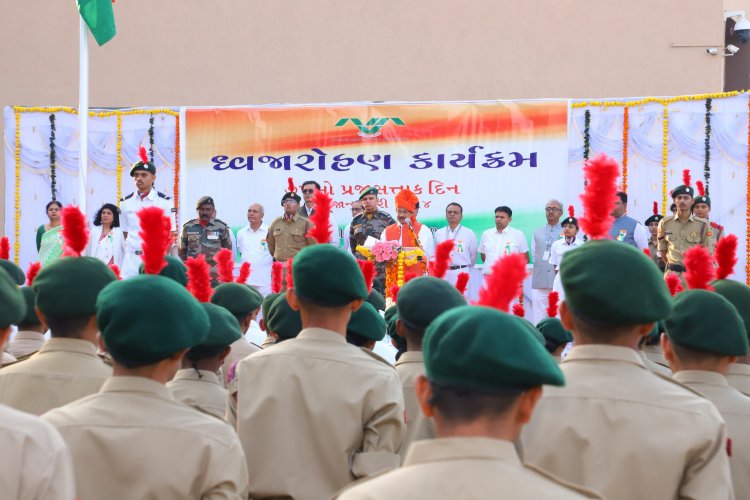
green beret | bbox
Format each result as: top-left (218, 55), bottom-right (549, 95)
top-left (644, 214), bottom-right (664, 226)
top-left (384, 305), bottom-right (406, 351)
top-left (0, 260), bottom-right (25, 286)
top-left (261, 292), bottom-right (281, 322)
top-left (266, 294), bottom-right (302, 339)
top-left (560, 241), bottom-right (672, 325)
top-left (536, 317), bottom-right (573, 345)
top-left (196, 196), bottom-right (215, 209)
top-left (665, 290), bottom-right (748, 356)
top-left (34, 257), bottom-right (116, 318)
top-left (359, 186), bottom-right (378, 200)
top-left (367, 290), bottom-right (386, 312)
top-left (129, 160), bottom-right (156, 176)
top-left (671, 184), bottom-right (694, 199)
top-left (347, 302), bottom-right (386, 341)
top-left (281, 192), bottom-right (301, 205)
top-left (424, 306), bottom-right (565, 391)
top-left (646, 320), bottom-right (665, 341)
top-left (97, 275), bottom-right (210, 366)
top-left (18, 287), bottom-right (40, 326)
top-left (194, 303), bottom-right (242, 349)
top-left (139, 256), bottom-right (188, 287)
top-left (211, 283), bottom-right (262, 316)
top-left (293, 245), bottom-right (368, 307)
top-left (713, 279), bottom-right (750, 339)
top-left (397, 277), bottom-right (466, 332)
top-left (693, 195), bottom-right (710, 207)
top-left (0, 267), bottom-right (25, 327)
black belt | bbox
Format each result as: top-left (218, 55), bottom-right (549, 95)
top-left (449, 265), bottom-right (469, 270)
top-left (666, 264), bottom-right (685, 273)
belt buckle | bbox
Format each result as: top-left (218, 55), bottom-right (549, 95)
top-left (134, 250), bottom-right (143, 255)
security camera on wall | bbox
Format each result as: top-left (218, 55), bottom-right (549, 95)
top-left (726, 10), bottom-right (750, 44)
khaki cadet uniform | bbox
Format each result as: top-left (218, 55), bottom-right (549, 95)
top-left (167, 369), bottom-right (228, 420)
top-left (5, 330), bottom-right (45, 360)
top-left (395, 350), bottom-right (435, 460)
top-left (648, 236), bottom-right (665, 271)
top-left (674, 370), bottom-right (750, 498)
top-left (1, 350), bottom-right (16, 366)
top-left (266, 213), bottom-right (315, 261)
top-left (43, 376), bottom-right (248, 499)
top-left (657, 214), bottom-right (709, 274)
top-left (178, 217), bottom-right (233, 285)
top-left (522, 346), bottom-right (733, 500)
top-left (641, 345), bottom-right (671, 375)
top-left (705, 220), bottom-right (725, 253)
top-left (727, 363), bottom-right (750, 395)
top-left (220, 337), bottom-right (260, 386)
top-left (0, 338), bottom-right (111, 415)
top-left (337, 438), bottom-right (601, 499)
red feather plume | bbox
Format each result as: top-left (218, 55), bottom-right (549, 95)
top-left (683, 246), bottom-right (715, 290)
top-left (476, 253), bottom-right (528, 312)
top-left (696, 180), bottom-right (705, 197)
top-left (61, 206), bottom-right (90, 257)
top-left (404, 271), bottom-right (418, 283)
top-left (306, 189), bottom-right (333, 244)
top-left (287, 177), bottom-right (296, 193)
top-left (389, 285), bottom-right (401, 301)
top-left (139, 146), bottom-right (149, 164)
top-left (236, 262), bottom-right (251, 284)
top-left (429, 240), bottom-right (455, 279)
top-left (0, 236), bottom-right (9, 260)
top-left (108, 264), bottom-right (122, 280)
top-left (271, 261), bottom-right (284, 293)
top-left (652, 201), bottom-right (659, 216)
top-left (25, 262), bottom-right (41, 286)
top-left (682, 169), bottom-right (691, 187)
top-left (215, 248), bottom-right (235, 283)
top-left (578, 153), bottom-right (620, 240)
top-left (512, 303), bottom-right (525, 318)
top-left (715, 234), bottom-right (738, 280)
top-left (568, 205), bottom-right (575, 218)
top-left (357, 260), bottom-right (376, 293)
top-left (138, 207), bottom-right (171, 275)
top-left (186, 254), bottom-right (213, 302)
top-left (665, 272), bottom-right (683, 296)
top-left (455, 272), bottom-right (470, 295)
top-left (286, 258), bottom-right (294, 289)
top-left (546, 291), bottom-right (560, 318)
top-left (643, 248), bottom-right (651, 257)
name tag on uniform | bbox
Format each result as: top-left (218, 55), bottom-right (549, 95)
top-left (207, 232), bottom-right (219, 241)
top-left (260, 239), bottom-right (268, 251)
top-left (542, 250), bottom-right (550, 261)
top-left (616, 229), bottom-right (627, 242)
top-left (455, 240), bottom-right (464, 253)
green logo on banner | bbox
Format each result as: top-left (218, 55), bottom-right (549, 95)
top-left (334, 117), bottom-right (405, 138)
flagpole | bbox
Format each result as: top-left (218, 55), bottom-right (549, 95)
top-left (78, 15), bottom-right (89, 215)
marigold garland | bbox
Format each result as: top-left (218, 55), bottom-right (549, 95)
top-left (704, 98), bottom-right (712, 196)
top-left (13, 109), bottom-right (21, 264)
top-left (571, 91), bottom-right (742, 109)
top-left (49, 113), bottom-right (57, 201)
top-left (621, 107), bottom-right (629, 192)
top-left (661, 106), bottom-right (669, 216)
top-left (116, 113), bottom-right (123, 204)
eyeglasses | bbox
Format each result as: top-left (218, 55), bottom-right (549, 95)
top-left (302, 189), bottom-right (315, 194)
top-left (282, 199), bottom-right (298, 205)
top-left (545, 207), bottom-right (562, 212)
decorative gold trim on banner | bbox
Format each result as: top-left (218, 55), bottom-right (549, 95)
top-left (11, 107), bottom-right (179, 118)
top-left (572, 91), bottom-right (743, 109)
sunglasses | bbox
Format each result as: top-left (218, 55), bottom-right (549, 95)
top-left (302, 189), bottom-right (316, 194)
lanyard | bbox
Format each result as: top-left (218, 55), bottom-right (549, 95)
top-left (445, 225), bottom-right (461, 241)
top-left (545, 224), bottom-right (560, 249)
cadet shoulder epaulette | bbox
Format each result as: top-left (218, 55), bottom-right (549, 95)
top-left (157, 191), bottom-right (172, 200)
top-left (120, 192), bottom-right (135, 202)
top-left (711, 221), bottom-right (723, 231)
top-left (359, 347), bottom-right (397, 369)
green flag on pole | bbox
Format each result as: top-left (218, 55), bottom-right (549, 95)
top-left (77, 0), bottom-right (116, 46)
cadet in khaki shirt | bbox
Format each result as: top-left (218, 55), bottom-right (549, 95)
top-left (337, 306), bottom-right (601, 499)
top-left (521, 241), bottom-right (733, 500)
top-left (714, 279), bottom-right (750, 396)
top-left (657, 179), bottom-right (709, 274)
top-left (393, 277), bottom-right (466, 460)
top-left (236, 245), bottom-right (405, 500)
top-left (266, 189), bottom-right (315, 261)
top-left (662, 289), bottom-right (750, 499)
top-left (0, 256), bottom-right (115, 415)
top-left (6, 287), bottom-right (46, 361)
top-left (43, 274), bottom-right (249, 499)
top-left (0, 267), bottom-right (76, 500)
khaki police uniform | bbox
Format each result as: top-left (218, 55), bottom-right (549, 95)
top-left (1, 403), bottom-right (76, 499)
top-left (657, 214), bottom-right (709, 273)
top-left (42, 376), bottom-right (249, 499)
top-left (266, 214), bottom-right (315, 261)
top-left (522, 345), bottom-right (733, 500)
top-left (727, 363), bottom-right (750, 396)
top-left (178, 218), bottom-right (233, 285)
top-left (167, 368), bottom-right (228, 420)
top-left (0, 338), bottom-right (111, 415)
top-left (5, 330), bottom-right (45, 359)
top-left (394, 351), bottom-right (435, 460)
top-left (236, 327), bottom-right (405, 500)
top-left (336, 438), bottom-right (601, 499)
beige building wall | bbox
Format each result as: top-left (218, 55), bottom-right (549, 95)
top-left (0, 0), bottom-right (730, 231)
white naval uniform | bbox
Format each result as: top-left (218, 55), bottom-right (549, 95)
top-left (119, 188), bottom-right (175, 278)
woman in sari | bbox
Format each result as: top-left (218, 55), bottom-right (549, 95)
top-left (37, 200), bottom-right (64, 266)
top-left (86, 203), bottom-right (125, 267)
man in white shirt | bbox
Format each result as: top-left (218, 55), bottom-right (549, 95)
top-left (236, 203), bottom-right (273, 297)
top-left (433, 203), bottom-right (478, 288)
top-left (298, 180), bottom-right (339, 245)
top-left (342, 200), bottom-right (364, 252)
top-left (479, 206), bottom-right (529, 276)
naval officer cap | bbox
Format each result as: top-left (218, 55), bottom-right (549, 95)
top-left (129, 146), bottom-right (157, 176)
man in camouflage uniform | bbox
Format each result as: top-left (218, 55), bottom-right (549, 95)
top-left (178, 196), bottom-right (233, 286)
top-left (266, 190), bottom-right (316, 262)
top-left (657, 182), bottom-right (710, 276)
top-left (692, 192), bottom-right (723, 252)
top-left (349, 187), bottom-right (396, 294)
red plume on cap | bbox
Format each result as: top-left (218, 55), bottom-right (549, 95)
top-left (287, 177), bottom-right (296, 193)
top-left (652, 201), bottom-right (659, 216)
top-left (237, 262), bottom-right (251, 284)
top-left (0, 236), bottom-right (9, 260)
top-left (568, 206), bottom-right (575, 218)
top-left (682, 169), bottom-right (691, 187)
top-left (61, 206), bottom-right (90, 257)
top-left (286, 258), bottom-right (294, 289)
top-left (357, 260), bottom-right (376, 293)
top-left (696, 180), bottom-right (705, 197)
top-left (455, 272), bottom-right (469, 295)
top-left (186, 254), bottom-right (213, 302)
top-left (683, 246), bottom-right (715, 290)
top-left (271, 261), bottom-right (284, 293)
top-left (138, 207), bottom-right (171, 275)
top-left (643, 248), bottom-right (651, 257)
top-left (138, 146), bottom-right (149, 165)
top-left (429, 240), bottom-right (455, 279)
top-left (389, 284), bottom-right (401, 301)
top-left (215, 248), bottom-right (235, 283)
top-left (25, 262), bottom-right (41, 286)
top-left (715, 234), bottom-right (738, 280)
top-left (306, 190), bottom-right (333, 244)
top-left (578, 154), bottom-right (620, 240)
top-left (512, 303), bottom-right (525, 318)
top-left (546, 291), bottom-right (559, 318)
top-left (665, 272), bottom-right (683, 296)
top-left (108, 264), bottom-right (122, 280)
top-left (476, 253), bottom-right (528, 312)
